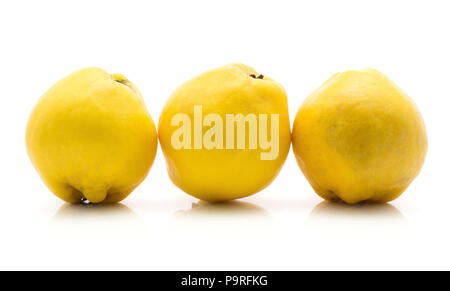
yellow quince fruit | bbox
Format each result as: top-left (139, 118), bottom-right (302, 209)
top-left (292, 69), bottom-right (427, 204)
top-left (26, 68), bottom-right (158, 203)
top-left (158, 63), bottom-right (291, 202)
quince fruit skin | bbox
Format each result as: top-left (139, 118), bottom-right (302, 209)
top-left (292, 69), bottom-right (427, 204)
top-left (26, 68), bottom-right (158, 203)
top-left (158, 63), bottom-right (291, 202)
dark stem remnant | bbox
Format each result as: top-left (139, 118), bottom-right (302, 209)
top-left (250, 74), bottom-right (264, 79)
top-left (81, 197), bottom-right (91, 205)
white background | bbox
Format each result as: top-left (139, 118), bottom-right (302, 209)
top-left (0, 0), bottom-right (449, 270)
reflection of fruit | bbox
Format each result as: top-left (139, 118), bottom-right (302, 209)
top-left (309, 201), bottom-right (404, 218)
top-left (26, 68), bottom-right (157, 203)
top-left (306, 201), bottom-right (407, 241)
top-left (171, 201), bottom-right (271, 240)
top-left (159, 63), bottom-right (291, 201)
top-left (50, 203), bottom-right (147, 241)
top-left (292, 69), bottom-right (427, 204)
top-left (176, 201), bottom-right (269, 217)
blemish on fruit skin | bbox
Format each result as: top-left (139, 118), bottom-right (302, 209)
top-left (327, 190), bottom-right (340, 201)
